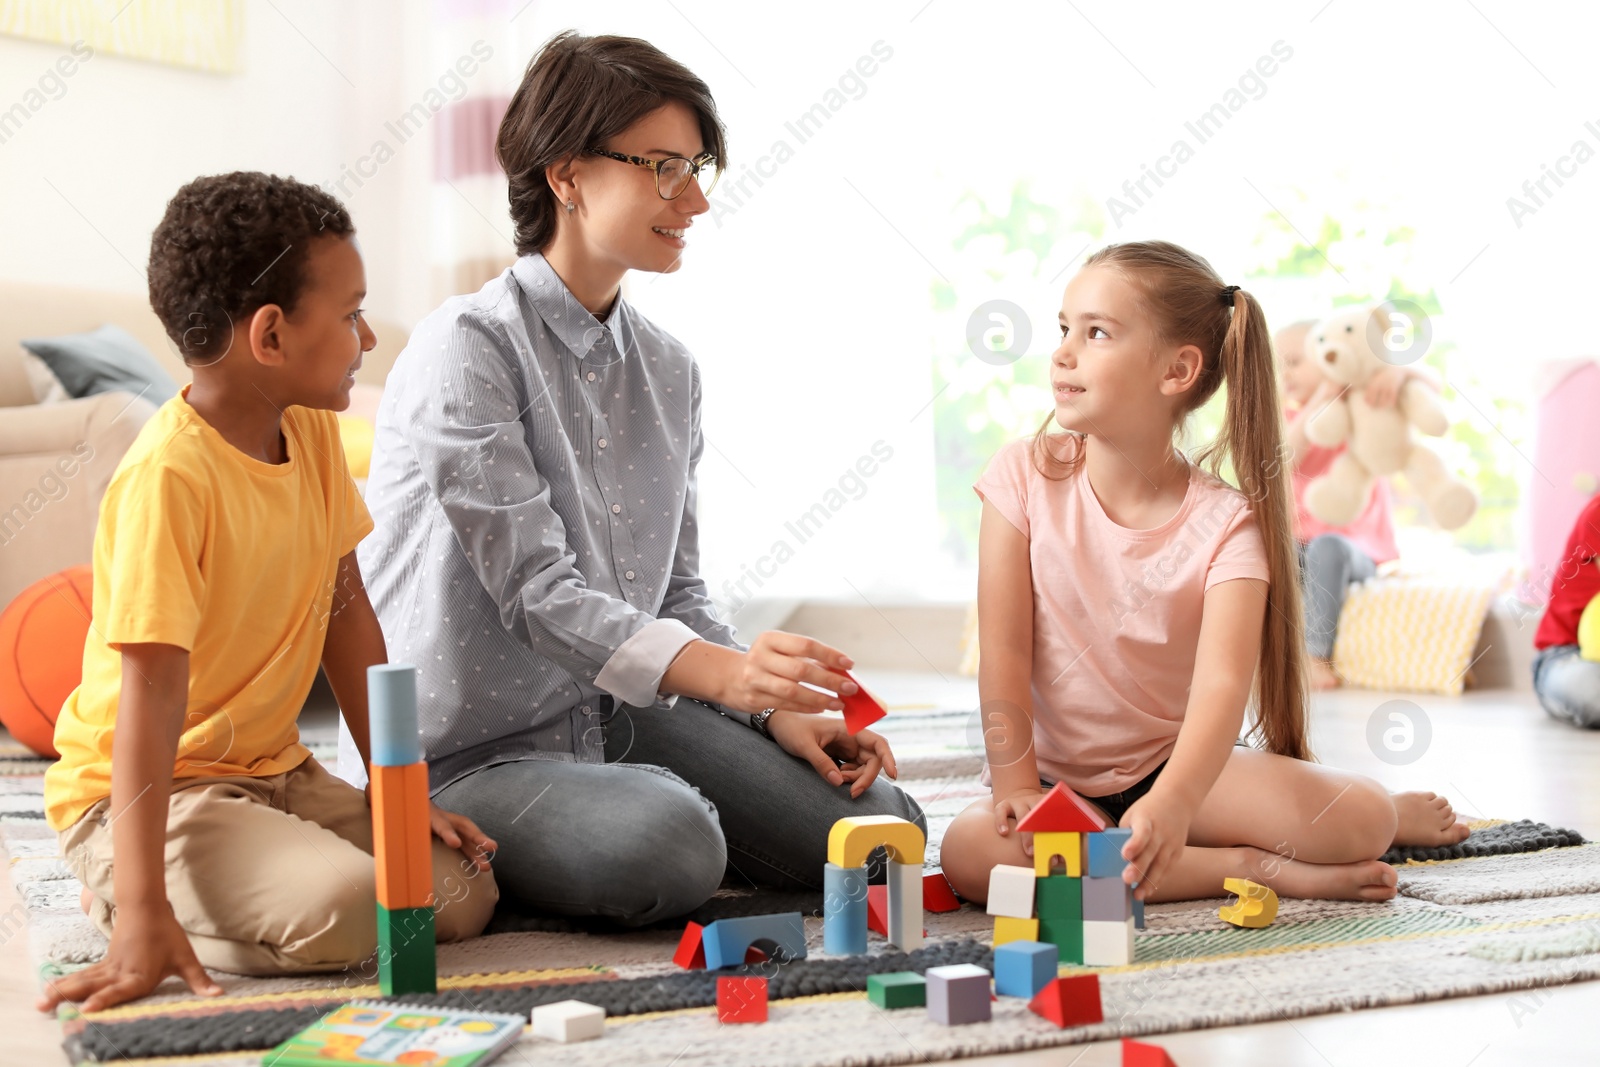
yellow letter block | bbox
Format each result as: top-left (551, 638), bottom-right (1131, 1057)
top-left (827, 815), bottom-right (925, 869)
top-left (992, 915), bottom-right (1039, 947)
top-left (1218, 877), bottom-right (1279, 928)
top-left (1032, 831), bottom-right (1082, 878)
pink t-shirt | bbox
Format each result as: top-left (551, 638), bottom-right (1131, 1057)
top-left (974, 436), bottom-right (1270, 797)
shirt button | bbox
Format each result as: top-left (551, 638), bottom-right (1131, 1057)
top-left (581, 705), bottom-right (592, 716)
top-left (597, 438), bottom-right (608, 449)
top-left (625, 570), bottom-right (636, 580)
top-left (611, 503), bottom-right (621, 514)
top-left (586, 372), bottom-right (596, 382)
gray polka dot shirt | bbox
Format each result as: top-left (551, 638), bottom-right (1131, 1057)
top-left (339, 253), bottom-right (745, 793)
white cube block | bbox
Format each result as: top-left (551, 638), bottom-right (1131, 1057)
top-left (986, 864), bottom-right (1036, 919)
top-left (531, 999), bottom-right (605, 1042)
top-left (1082, 917), bottom-right (1135, 966)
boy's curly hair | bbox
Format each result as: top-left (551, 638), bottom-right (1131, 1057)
top-left (147, 172), bottom-right (353, 363)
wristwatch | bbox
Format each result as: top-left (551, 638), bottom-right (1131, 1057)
top-left (748, 707), bottom-right (778, 740)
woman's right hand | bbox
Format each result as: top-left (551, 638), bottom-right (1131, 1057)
top-left (994, 786), bottom-right (1047, 856)
top-left (37, 902), bottom-right (221, 1013)
top-left (717, 631), bottom-right (860, 715)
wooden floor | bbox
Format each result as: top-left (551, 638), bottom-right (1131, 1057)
top-left (4, 680), bottom-right (1598, 1065)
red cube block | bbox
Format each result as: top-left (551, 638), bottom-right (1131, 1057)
top-left (717, 976), bottom-right (768, 1023)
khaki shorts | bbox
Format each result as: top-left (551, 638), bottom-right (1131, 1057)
top-left (59, 755), bottom-right (497, 977)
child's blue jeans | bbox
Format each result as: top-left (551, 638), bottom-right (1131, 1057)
top-left (1532, 644), bottom-right (1600, 729)
top-left (1298, 533), bottom-right (1377, 660)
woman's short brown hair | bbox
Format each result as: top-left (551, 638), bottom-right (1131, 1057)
top-left (497, 31), bottom-right (727, 256)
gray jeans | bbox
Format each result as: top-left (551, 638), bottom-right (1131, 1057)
top-left (433, 698), bottom-right (927, 927)
top-left (1532, 644), bottom-right (1600, 729)
top-left (1298, 533), bottom-right (1378, 660)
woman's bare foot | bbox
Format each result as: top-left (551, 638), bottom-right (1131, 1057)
top-left (1391, 791), bottom-right (1471, 848)
top-left (1309, 658), bottom-right (1341, 690)
top-left (80, 887), bottom-right (92, 915)
top-left (1247, 847), bottom-right (1397, 901)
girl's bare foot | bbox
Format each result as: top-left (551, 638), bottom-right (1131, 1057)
top-left (1391, 791), bottom-right (1471, 848)
top-left (1309, 658), bottom-right (1341, 690)
top-left (80, 887), bottom-right (93, 915)
top-left (1247, 847), bottom-right (1397, 901)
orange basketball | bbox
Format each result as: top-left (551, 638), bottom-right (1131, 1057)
top-left (0, 565), bottom-right (93, 758)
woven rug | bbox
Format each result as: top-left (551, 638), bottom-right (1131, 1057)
top-left (4, 718), bottom-right (1597, 1065)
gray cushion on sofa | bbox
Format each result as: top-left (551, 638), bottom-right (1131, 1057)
top-left (21, 323), bottom-right (179, 404)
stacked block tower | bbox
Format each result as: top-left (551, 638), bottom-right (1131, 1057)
top-left (822, 815), bottom-right (925, 954)
top-left (367, 663), bottom-right (437, 995)
top-left (988, 782), bottom-right (1143, 966)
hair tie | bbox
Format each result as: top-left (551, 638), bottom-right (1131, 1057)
top-left (1219, 285), bottom-right (1241, 306)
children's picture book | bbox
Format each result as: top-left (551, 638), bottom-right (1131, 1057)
top-left (265, 1000), bottom-right (527, 1066)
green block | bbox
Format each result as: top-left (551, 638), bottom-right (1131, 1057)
top-left (1039, 916), bottom-right (1083, 965)
top-left (377, 902), bottom-right (436, 995)
top-left (1036, 874), bottom-right (1082, 921)
top-left (867, 971), bottom-right (927, 1009)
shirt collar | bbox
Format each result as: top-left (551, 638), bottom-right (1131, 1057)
top-left (513, 253), bottom-right (635, 363)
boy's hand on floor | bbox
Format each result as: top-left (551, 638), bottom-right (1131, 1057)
top-left (766, 712), bottom-right (896, 797)
top-left (36, 904), bottom-right (221, 1014)
top-left (994, 788), bottom-right (1046, 856)
top-left (428, 803), bottom-right (497, 871)
top-left (1120, 789), bottom-right (1192, 901)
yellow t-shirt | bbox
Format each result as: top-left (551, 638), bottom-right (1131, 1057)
top-left (44, 387), bottom-right (375, 830)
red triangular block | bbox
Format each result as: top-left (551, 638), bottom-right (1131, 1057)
top-left (924, 871), bottom-right (962, 912)
top-left (867, 884), bottom-right (888, 936)
top-left (1028, 974), bottom-right (1103, 1029)
top-left (839, 671), bottom-right (887, 734)
top-left (1015, 781), bottom-right (1109, 833)
top-left (1121, 1037), bottom-right (1178, 1065)
top-left (673, 921), bottom-right (706, 969)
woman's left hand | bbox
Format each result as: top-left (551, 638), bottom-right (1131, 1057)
top-left (1119, 789), bottom-right (1191, 900)
top-left (428, 802), bottom-right (497, 871)
top-left (766, 712), bottom-right (898, 798)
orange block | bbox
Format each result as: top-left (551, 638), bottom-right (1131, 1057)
top-left (371, 762), bottom-right (434, 909)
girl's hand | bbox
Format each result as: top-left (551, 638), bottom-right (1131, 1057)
top-left (1120, 790), bottom-right (1192, 900)
top-left (36, 902), bottom-right (221, 1013)
top-left (428, 803), bottom-right (497, 871)
top-left (1362, 365), bottom-right (1408, 409)
top-left (722, 632), bottom-right (859, 715)
top-left (994, 787), bottom-right (1046, 856)
top-left (766, 712), bottom-right (897, 798)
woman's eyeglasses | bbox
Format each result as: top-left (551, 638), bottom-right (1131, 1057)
top-left (586, 148), bottom-right (721, 200)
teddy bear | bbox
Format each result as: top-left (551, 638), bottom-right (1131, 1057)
top-left (1301, 304), bottom-right (1478, 531)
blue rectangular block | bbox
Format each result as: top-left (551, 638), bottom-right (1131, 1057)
top-left (703, 912), bottom-right (807, 970)
top-left (823, 863), bottom-right (868, 955)
top-left (1086, 828), bottom-right (1132, 878)
top-left (368, 664), bottom-right (422, 766)
top-left (993, 940), bottom-right (1058, 998)
top-left (1082, 875), bottom-right (1133, 922)
top-left (1133, 893), bottom-right (1145, 930)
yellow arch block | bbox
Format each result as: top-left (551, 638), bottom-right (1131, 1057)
top-left (827, 815), bottom-right (925, 868)
top-left (1032, 831), bottom-right (1082, 878)
top-left (1218, 877), bottom-right (1279, 928)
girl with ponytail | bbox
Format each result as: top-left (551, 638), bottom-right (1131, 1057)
top-left (940, 240), bottom-right (1466, 905)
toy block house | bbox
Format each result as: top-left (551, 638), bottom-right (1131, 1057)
top-left (988, 783), bottom-right (1142, 967)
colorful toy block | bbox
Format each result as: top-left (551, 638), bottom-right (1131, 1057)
top-left (673, 921), bottom-right (707, 969)
top-left (867, 883), bottom-right (888, 936)
top-left (1122, 1037), bottom-right (1179, 1065)
top-left (1219, 878), bottom-right (1279, 928)
top-left (370, 762), bottom-right (433, 910)
top-left (1083, 917), bottom-right (1135, 966)
top-left (368, 664), bottom-right (435, 996)
top-left (1087, 827), bottom-right (1132, 878)
top-left (1033, 831), bottom-right (1083, 878)
top-left (1036, 872), bottom-right (1081, 920)
top-left (702, 913), bottom-right (806, 970)
top-left (376, 902), bottom-right (435, 996)
top-left (824, 862), bottom-right (869, 954)
top-left (886, 858), bottom-right (924, 950)
top-left (827, 815), bottom-right (925, 868)
top-left (925, 963), bottom-right (992, 1025)
top-left (993, 940), bottom-right (1059, 998)
top-left (867, 971), bottom-right (926, 1009)
top-left (986, 863), bottom-right (1036, 919)
top-left (1029, 974), bottom-right (1103, 1028)
top-left (838, 670), bottom-right (887, 734)
top-left (992, 915), bottom-right (1039, 946)
top-left (1082, 874), bottom-right (1134, 922)
top-left (717, 976), bottom-right (768, 1023)
top-left (1133, 894), bottom-right (1146, 930)
top-left (1015, 782), bottom-right (1109, 833)
top-left (530, 1000), bottom-right (604, 1042)
top-left (924, 871), bottom-right (962, 912)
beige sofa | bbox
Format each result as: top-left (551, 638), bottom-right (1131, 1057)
top-left (0, 278), bottom-right (406, 608)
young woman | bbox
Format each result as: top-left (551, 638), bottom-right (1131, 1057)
top-left (344, 32), bottom-right (923, 924)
